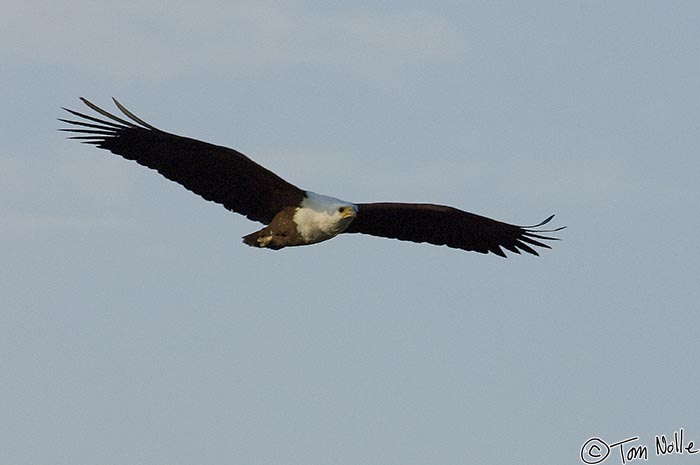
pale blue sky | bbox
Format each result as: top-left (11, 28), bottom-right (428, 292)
top-left (2, 1), bottom-right (699, 464)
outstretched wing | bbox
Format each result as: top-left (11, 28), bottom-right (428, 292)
top-left (60, 98), bottom-right (305, 224)
top-left (344, 203), bottom-right (564, 257)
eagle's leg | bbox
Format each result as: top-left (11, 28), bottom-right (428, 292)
top-left (242, 227), bottom-right (280, 249)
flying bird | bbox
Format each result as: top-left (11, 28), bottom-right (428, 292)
top-left (60, 98), bottom-right (564, 257)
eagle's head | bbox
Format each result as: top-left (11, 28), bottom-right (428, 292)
top-left (293, 191), bottom-right (357, 244)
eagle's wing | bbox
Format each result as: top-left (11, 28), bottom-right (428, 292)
top-left (344, 203), bottom-right (564, 257)
top-left (60, 98), bottom-right (304, 225)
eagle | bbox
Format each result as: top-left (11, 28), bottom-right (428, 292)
top-left (60, 98), bottom-right (564, 257)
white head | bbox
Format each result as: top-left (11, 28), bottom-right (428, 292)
top-left (293, 191), bottom-right (357, 244)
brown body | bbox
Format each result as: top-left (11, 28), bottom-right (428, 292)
top-left (242, 207), bottom-right (305, 249)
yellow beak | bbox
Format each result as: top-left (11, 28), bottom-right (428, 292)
top-left (341, 208), bottom-right (357, 219)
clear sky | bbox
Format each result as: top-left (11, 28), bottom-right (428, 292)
top-left (2, 1), bottom-right (699, 464)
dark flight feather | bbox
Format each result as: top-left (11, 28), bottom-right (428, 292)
top-left (59, 98), bottom-right (304, 224)
top-left (345, 203), bottom-right (563, 257)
